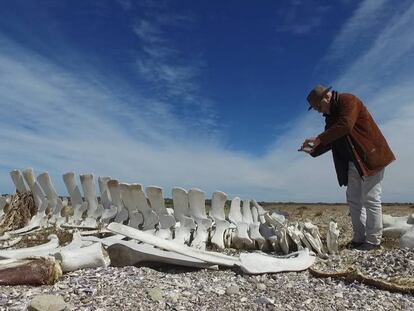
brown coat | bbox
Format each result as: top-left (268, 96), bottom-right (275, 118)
top-left (311, 92), bottom-right (395, 186)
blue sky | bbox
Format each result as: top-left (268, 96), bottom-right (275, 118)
top-left (0, 0), bottom-right (413, 202)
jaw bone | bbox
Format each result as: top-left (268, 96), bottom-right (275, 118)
top-left (107, 179), bottom-right (129, 224)
top-left (108, 223), bottom-right (315, 274)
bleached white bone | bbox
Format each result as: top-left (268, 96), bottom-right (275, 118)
top-left (22, 168), bottom-right (36, 193)
top-left (239, 249), bottom-right (316, 274)
top-left (108, 223), bottom-right (316, 274)
top-left (57, 242), bottom-right (110, 272)
top-left (173, 216), bottom-right (196, 245)
top-left (146, 186), bottom-right (175, 230)
top-left (188, 188), bottom-right (208, 220)
top-left (211, 219), bottom-right (231, 249)
top-left (274, 226), bottom-right (289, 254)
top-left (228, 197), bottom-right (253, 249)
top-left (108, 222), bottom-right (239, 267)
top-left (62, 172), bottom-right (86, 223)
top-left (249, 222), bottom-right (266, 249)
top-left (251, 206), bottom-right (259, 223)
top-left (98, 176), bottom-right (112, 209)
top-left (128, 184), bottom-right (159, 230)
top-left (107, 240), bottom-right (216, 269)
top-left (326, 221), bottom-right (339, 254)
top-left (80, 174), bottom-right (103, 221)
top-left (37, 172), bottom-right (64, 223)
top-left (242, 199), bottom-right (253, 224)
top-left (119, 183), bottom-right (144, 228)
top-left (10, 170), bottom-right (28, 194)
top-left (210, 191), bottom-right (227, 221)
top-left (252, 199), bottom-right (267, 223)
top-left (191, 218), bottom-right (213, 250)
top-left (228, 197), bottom-right (243, 224)
top-left (107, 179), bottom-right (128, 223)
top-left (172, 187), bottom-right (190, 221)
top-left (0, 234), bottom-right (59, 259)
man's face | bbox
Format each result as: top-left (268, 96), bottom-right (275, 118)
top-left (311, 92), bottom-right (332, 114)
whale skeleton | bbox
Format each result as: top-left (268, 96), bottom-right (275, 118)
top-left (0, 167), bottom-right (350, 276)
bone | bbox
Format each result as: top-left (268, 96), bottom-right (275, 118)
top-left (129, 184), bottom-right (158, 230)
top-left (188, 188), bottom-right (208, 221)
top-left (146, 186), bottom-right (175, 230)
top-left (98, 176), bottom-right (112, 209)
top-left (107, 240), bottom-right (217, 269)
top-left (22, 168), bottom-right (36, 193)
top-left (228, 197), bottom-right (253, 249)
top-left (173, 216), bottom-right (196, 245)
top-left (249, 222), bottom-right (266, 250)
top-left (239, 249), bottom-right (316, 274)
top-left (326, 221), bottom-right (339, 254)
top-left (274, 226), bottom-right (289, 254)
top-left (252, 199), bottom-right (267, 223)
top-left (242, 199), bottom-right (253, 224)
top-left (228, 197), bottom-right (243, 224)
top-left (119, 183), bottom-right (144, 229)
top-left (191, 218), bottom-right (213, 250)
top-left (108, 223), bottom-right (316, 274)
top-left (63, 172), bottom-right (86, 223)
top-left (10, 170), bottom-right (28, 194)
top-left (107, 179), bottom-right (129, 223)
top-left (287, 223), bottom-right (304, 251)
top-left (0, 235), bottom-right (59, 259)
top-left (80, 174), bottom-right (103, 220)
top-left (0, 257), bottom-right (62, 285)
top-left (210, 191), bottom-right (227, 221)
top-left (172, 187), bottom-right (190, 222)
top-left (211, 219), bottom-right (231, 249)
top-left (57, 242), bottom-right (110, 272)
top-left (108, 223), bottom-right (239, 266)
top-left (37, 172), bottom-right (63, 222)
top-left (98, 177), bottom-right (117, 222)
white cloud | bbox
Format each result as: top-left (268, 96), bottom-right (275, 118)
top-left (1, 0), bottom-right (414, 204)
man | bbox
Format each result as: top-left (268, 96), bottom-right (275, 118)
top-left (299, 85), bottom-right (395, 251)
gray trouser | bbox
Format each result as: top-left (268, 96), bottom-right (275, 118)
top-left (346, 162), bottom-right (384, 245)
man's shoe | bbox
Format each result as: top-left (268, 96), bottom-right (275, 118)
top-left (346, 240), bottom-right (364, 249)
top-left (355, 243), bottom-right (381, 251)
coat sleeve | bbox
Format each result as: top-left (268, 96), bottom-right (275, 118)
top-left (310, 142), bottom-right (332, 157)
top-left (317, 94), bottom-right (360, 146)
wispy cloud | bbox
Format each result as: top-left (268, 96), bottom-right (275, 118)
top-left (274, 1), bottom-right (330, 35)
top-left (1, 1), bottom-right (413, 204)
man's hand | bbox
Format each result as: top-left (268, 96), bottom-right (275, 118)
top-left (298, 137), bottom-right (321, 154)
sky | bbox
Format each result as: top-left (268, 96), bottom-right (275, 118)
top-left (0, 0), bottom-right (413, 202)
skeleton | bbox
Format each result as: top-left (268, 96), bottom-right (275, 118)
top-left (0, 167), bottom-right (349, 282)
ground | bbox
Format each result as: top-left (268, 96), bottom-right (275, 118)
top-left (0, 203), bottom-right (413, 310)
